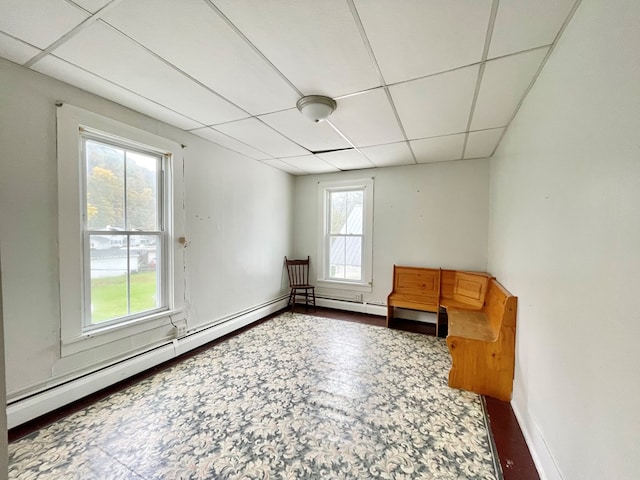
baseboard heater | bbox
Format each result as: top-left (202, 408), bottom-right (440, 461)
top-left (7, 296), bottom-right (289, 429)
top-left (315, 296), bottom-right (387, 317)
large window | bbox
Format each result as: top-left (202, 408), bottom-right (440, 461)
top-left (57, 104), bottom-right (184, 356)
top-left (318, 178), bottom-right (373, 291)
top-left (82, 135), bottom-right (165, 328)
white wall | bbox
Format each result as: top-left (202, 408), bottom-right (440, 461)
top-left (488, 1), bottom-right (640, 479)
top-left (294, 160), bottom-right (490, 306)
top-left (0, 59), bottom-right (293, 408)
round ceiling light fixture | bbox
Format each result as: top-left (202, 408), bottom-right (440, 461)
top-left (296, 95), bottom-right (337, 123)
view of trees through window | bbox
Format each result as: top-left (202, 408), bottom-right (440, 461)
top-left (328, 189), bottom-right (363, 281)
top-left (84, 138), bottom-right (163, 325)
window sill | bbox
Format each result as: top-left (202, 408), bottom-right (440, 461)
top-left (61, 308), bottom-right (183, 357)
top-left (316, 280), bottom-right (372, 293)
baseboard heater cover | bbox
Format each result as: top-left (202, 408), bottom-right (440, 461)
top-left (315, 297), bottom-right (387, 317)
top-left (7, 298), bottom-right (288, 429)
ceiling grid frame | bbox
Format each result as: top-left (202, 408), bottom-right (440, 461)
top-left (460, 0), bottom-right (500, 160)
top-left (0, 0), bottom-right (583, 175)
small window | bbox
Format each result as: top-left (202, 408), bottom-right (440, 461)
top-left (318, 178), bottom-right (373, 291)
top-left (82, 135), bottom-right (166, 328)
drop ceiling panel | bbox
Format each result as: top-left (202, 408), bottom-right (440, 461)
top-left (0, 32), bottom-right (41, 65)
top-left (261, 159), bottom-right (306, 175)
top-left (317, 150), bottom-right (374, 171)
top-left (279, 155), bottom-right (340, 175)
top-left (212, 0), bottom-right (380, 97)
top-left (32, 55), bottom-right (203, 130)
top-left (355, 0), bottom-right (492, 83)
top-left (471, 47), bottom-right (548, 130)
top-left (411, 134), bottom-right (466, 163)
top-left (329, 89), bottom-right (405, 147)
top-left (259, 109), bottom-right (351, 153)
top-left (464, 128), bottom-right (505, 159)
top-left (390, 65), bottom-right (479, 140)
top-left (50, 22), bottom-right (247, 125)
top-left (0, 0), bottom-right (88, 49)
top-left (102, 0), bottom-right (298, 115)
top-left (489, 0), bottom-right (576, 58)
top-left (72, 0), bottom-right (113, 14)
top-left (360, 142), bottom-right (415, 168)
top-left (190, 127), bottom-right (272, 160)
top-left (214, 118), bottom-right (308, 158)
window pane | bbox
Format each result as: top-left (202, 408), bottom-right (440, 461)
top-left (89, 234), bottom-right (128, 323)
top-left (329, 235), bottom-right (346, 279)
top-left (345, 236), bottom-right (362, 280)
top-left (126, 151), bottom-right (160, 231)
top-left (329, 191), bottom-right (347, 234)
top-left (129, 235), bottom-right (160, 316)
top-left (86, 140), bottom-right (125, 231)
top-left (346, 190), bottom-right (363, 235)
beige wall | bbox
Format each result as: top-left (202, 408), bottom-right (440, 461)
top-left (488, 0), bottom-right (640, 478)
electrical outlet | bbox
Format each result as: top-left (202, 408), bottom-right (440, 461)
top-left (354, 293), bottom-right (363, 302)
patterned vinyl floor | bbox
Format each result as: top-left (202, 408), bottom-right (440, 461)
top-left (9, 312), bottom-right (502, 479)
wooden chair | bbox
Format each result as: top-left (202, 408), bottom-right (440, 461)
top-left (284, 256), bottom-right (316, 311)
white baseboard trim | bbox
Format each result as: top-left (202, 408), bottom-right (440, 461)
top-left (315, 298), bottom-right (387, 317)
top-left (511, 397), bottom-right (563, 480)
top-left (7, 298), bottom-right (288, 429)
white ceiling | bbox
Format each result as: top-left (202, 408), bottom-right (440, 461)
top-left (0, 0), bottom-right (579, 175)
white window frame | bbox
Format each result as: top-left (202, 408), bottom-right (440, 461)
top-left (317, 178), bottom-right (374, 292)
top-left (57, 104), bottom-right (184, 357)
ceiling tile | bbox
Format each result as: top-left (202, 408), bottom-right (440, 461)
top-left (32, 55), bottom-right (203, 130)
top-left (471, 48), bottom-right (548, 130)
top-left (329, 89), bottom-right (405, 147)
top-left (102, 0), bottom-right (298, 115)
top-left (390, 65), bottom-right (479, 140)
top-left (212, 0), bottom-right (380, 97)
top-left (0, 0), bottom-right (88, 49)
top-left (488, 0), bottom-right (577, 58)
top-left (411, 134), bottom-right (465, 163)
top-left (355, 0), bottom-right (492, 83)
top-left (214, 118), bottom-right (309, 158)
top-left (464, 128), bottom-right (505, 159)
top-left (190, 127), bottom-right (272, 160)
top-left (278, 155), bottom-right (340, 175)
top-left (0, 32), bottom-right (41, 65)
top-left (50, 22), bottom-right (247, 125)
top-left (261, 159), bottom-right (306, 175)
top-left (72, 0), bottom-right (113, 14)
top-left (317, 150), bottom-right (375, 171)
top-left (359, 142), bottom-right (415, 168)
top-left (259, 109), bottom-right (351, 153)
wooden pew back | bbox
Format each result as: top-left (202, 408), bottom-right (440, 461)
top-left (387, 266), bottom-right (440, 313)
top-left (440, 270), bottom-right (491, 310)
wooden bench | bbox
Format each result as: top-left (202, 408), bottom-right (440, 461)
top-left (446, 278), bottom-right (517, 401)
top-left (386, 265), bottom-right (441, 328)
top-left (437, 270), bottom-right (492, 336)
top-left (386, 265), bottom-right (517, 400)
